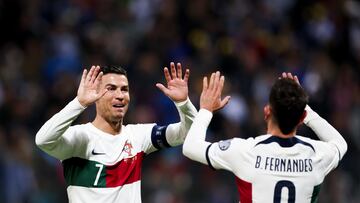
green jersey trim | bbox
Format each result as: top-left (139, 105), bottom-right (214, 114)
top-left (63, 152), bottom-right (144, 188)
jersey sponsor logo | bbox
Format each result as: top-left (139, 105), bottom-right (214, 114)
top-left (91, 149), bottom-right (106, 155)
top-left (218, 139), bottom-right (232, 151)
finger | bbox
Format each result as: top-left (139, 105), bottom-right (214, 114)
top-left (99, 88), bottom-right (108, 98)
top-left (213, 71), bottom-right (221, 93)
top-left (87, 66), bottom-right (96, 82)
top-left (170, 62), bottom-right (176, 79)
top-left (91, 66), bottom-right (101, 83)
top-left (202, 76), bottom-right (208, 92)
top-left (177, 63), bottom-right (182, 79)
top-left (94, 71), bottom-right (104, 87)
top-left (156, 83), bottom-right (169, 95)
top-left (215, 75), bottom-right (225, 98)
top-left (294, 75), bottom-right (300, 85)
top-left (183, 69), bottom-right (190, 83)
top-left (282, 72), bottom-right (287, 78)
top-left (81, 69), bottom-right (87, 84)
top-left (220, 96), bottom-right (231, 108)
top-left (287, 72), bottom-right (294, 80)
top-left (163, 67), bottom-right (171, 84)
top-left (209, 72), bottom-right (215, 91)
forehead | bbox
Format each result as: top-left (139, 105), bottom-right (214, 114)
top-left (101, 73), bottom-right (128, 86)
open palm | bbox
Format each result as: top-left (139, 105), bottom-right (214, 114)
top-left (77, 65), bottom-right (107, 107)
top-left (156, 62), bottom-right (189, 102)
top-left (200, 71), bottom-right (231, 112)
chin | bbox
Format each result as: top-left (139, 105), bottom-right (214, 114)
top-left (109, 117), bottom-right (123, 124)
top-left (113, 113), bottom-right (125, 121)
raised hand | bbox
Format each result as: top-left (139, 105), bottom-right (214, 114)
top-left (280, 72), bottom-right (300, 85)
top-left (77, 65), bottom-right (108, 107)
top-left (200, 71), bottom-right (231, 112)
top-left (156, 62), bottom-right (190, 102)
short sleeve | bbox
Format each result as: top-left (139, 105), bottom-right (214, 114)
top-left (206, 138), bottom-right (247, 172)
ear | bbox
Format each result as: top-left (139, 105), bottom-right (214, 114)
top-left (264, 104), bottom-right (271, 121)
top-left (297, 110), bottom-right (307, 125)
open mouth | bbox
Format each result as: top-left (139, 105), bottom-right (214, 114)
top-left (113, 104), bottom-right (125, 109)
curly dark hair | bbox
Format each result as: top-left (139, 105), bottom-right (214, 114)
top-left (269, 78), bottom-right (308, 134)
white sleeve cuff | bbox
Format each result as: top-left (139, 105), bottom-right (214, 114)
top-left (74, 97), bottom-right (87, 110)
top-left (174, 97), bottom-right (190, 107)
top-left (197, 109), bottom-right (213, 125)
top-left (304, 105), bottom-right (319, 125)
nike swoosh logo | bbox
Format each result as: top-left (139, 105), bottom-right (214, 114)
top-left (91, 149), bottom-right (106, 155)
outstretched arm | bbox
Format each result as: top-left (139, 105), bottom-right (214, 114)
top-left (35, 66), bottom-right (107, 160)
top-left (155, 62), bottom-right (197, 147)
top-left (156, 62), bottom-right (189, 102)
top-left (304, 106), bottom-right (347, 160)
top-left (183, 71), bottom-right (230, 164)
top-left (281, 72), bottom-right (347, 160)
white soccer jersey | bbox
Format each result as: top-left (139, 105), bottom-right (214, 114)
top-left (36, 98), bottom-right (197, 203)
top-left (183, 107), bottom-right (347, 203)
top-left (207, 134), bottom-right (340, 203)
top-left (62, 122), bottom-right (158, 203)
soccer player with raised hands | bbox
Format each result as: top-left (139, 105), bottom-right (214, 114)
top-left (36, 63), bottom-right (197, 203)
top-left (183, 71), bottom-right (347, 203)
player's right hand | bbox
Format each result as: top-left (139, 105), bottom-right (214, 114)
top-left (200, 71), bottom-right (231, 112)
top-left (77, 65), bottom-right (108, 107)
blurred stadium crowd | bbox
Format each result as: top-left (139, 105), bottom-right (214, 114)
top-left (0, 0), bottom-right (359, 202)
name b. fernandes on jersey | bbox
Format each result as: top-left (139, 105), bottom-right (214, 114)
top-left (254, 156), bottom-right (313, 173)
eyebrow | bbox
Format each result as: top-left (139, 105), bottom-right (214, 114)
top-left (105, 84), bottom-right (129, 88)
top-left (105, 84), bottom-right (117, 87)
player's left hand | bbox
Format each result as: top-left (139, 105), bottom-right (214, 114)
top-left (280, 72), bottom-right (301, 85)
top-left (156, 62), bottom-right (189, 102)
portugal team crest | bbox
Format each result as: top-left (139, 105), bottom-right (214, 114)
top-left (123, 140), bottom-right (133, 156)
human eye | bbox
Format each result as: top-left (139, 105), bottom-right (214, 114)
top-left (121, 86), bottom-right (129, 93)
top-left (106, 85), bottom-right (117, 91)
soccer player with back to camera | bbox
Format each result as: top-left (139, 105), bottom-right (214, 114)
top-left (183, 71), bottom-right (347, 203)
top-left (35, 63), bottom-right (197, 203)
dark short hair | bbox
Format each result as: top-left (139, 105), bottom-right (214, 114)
top-left (100, 66), bottom-right (127, 76)
top-left (269, 78), bottom-right (308, 134)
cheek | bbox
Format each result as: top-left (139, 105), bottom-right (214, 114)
top-left (97, 96), bottom-right (111, 108)
top-left (125, 94), bottom-right (130, 103)
top-left (97, 100), bottom-right (107, 111)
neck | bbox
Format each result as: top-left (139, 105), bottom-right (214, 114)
top-left (266, 120), bottom-right (295, 138)
top-left (92, 116), bottom-right (123, 135)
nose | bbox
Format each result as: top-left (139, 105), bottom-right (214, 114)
top-left (115, 89), bottom-right (124, 100)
